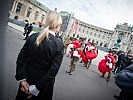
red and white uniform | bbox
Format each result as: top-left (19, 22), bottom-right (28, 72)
top-left (69, 40), bottom-right (83, 58)
top-left (98, 53), bottom-right (115, 74)
top-left (82, 43), bottom-right (98, 64)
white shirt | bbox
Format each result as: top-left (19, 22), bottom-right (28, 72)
top-left (48, 30), bottom-right (55, 36)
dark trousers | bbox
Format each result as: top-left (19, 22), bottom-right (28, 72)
top-left (24, 31), bottom-right (31, 39)
top-left (119, 90), bottom-right (133, 100)
top-left (23, 29), bottom-right (28, 36)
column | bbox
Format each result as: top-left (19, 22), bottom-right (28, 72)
top-left (12, 0), bottom-right (18, 13)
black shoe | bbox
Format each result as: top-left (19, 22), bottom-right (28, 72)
top-left (87, 66), bottom-right (90, 69)
top-left (66, 70), bottom-right (70, 73)
top-left (23, 38), bottom-right (27, 40)
top-left (83, 65), bottom-right (87, 67)
top-left (100, 75), bottom-right (104, 78)
top-left (114, 95), bottom-right (120, 100)
top-left (69, 72), bottom-right (73, 75)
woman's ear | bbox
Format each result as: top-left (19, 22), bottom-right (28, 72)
top-left (56, 24), bottom-right (61, 32)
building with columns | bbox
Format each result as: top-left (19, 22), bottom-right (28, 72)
top-left (61, 12), bottom-right (133, 52)
top-left (9, 0), bottom-right (133, 52)
top-left (76, 20), bottom-right (113, 48)
top-left (109, 23), bottom-right (133, 52)
top-left (9, 0), bottom-right (50, 26)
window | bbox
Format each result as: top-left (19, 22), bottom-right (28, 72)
top-left (79, 28), bottom-right (81, 32)
top-left (94, 33), bottom-right (96, 36)
top-left (130, 37), bottom-right (132, 42)
top-left (86, 31), bottom-right (88, 34)
top-left (104, 43), bottom-right (107, 47)
top-left (99, 34), bottom-right (100, 37)
top-left (26, 7), bottom-right (32, 17)
top-left (100, 42), bottom-right (103, 46)
top-left (96, 41), bottom-right (98, 45)
top-left (41, 14), bottom-right (45, 22)
top-left (90, 32), bottom-right (92, 35)
top-left (77, 34), bottom-right (79, 38)
top-left (88, 38), bottom-right (91, 42)
top-left (83, 29), bottom-right (85, 33)
top-left (92, 39), bottom-right (95, 43)
top-left (34, 11), bottom-right (39, 20)
top-left (16, 2), bottom-right (22, 13)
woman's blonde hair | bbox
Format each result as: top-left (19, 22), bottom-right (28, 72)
top-left (35, 11), bottom-right (62, 46)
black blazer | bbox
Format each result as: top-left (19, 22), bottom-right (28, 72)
top-left (15, 33), bottom-right (64, 100)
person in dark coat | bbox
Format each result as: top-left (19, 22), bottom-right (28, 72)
top-left (112, 51), bottom-right (125, 74)
top-left (115, 64), bottom-right (133, 100)
top-left (15, 11), bottom-right (64, 100)
top-left (23, 22), bottom-right (29, 36)
top-left (114, 53), bottom-right (133, 100)
top-left (24, 23), bottom-right (33, 40)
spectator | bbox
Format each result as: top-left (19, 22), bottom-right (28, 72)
top-left (15, 11), bottom-right (64, 100)
top-left (23, 23), bottom-right (33, 40)
top-left (23, 21), bottom-right (29, 37)
top-left (114, 52), bottom-right (133, 100)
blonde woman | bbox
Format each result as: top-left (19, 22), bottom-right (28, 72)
top-left (15, 11), bottom-right (64, 100)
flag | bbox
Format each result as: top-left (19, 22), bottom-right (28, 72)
top-left (65, 14), bottom-right (71, 32)
top-left (71, 19), bottom-right (75, 33)
top-left (75, 20), bottom-right (80, 34)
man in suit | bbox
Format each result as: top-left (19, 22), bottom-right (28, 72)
top-left (23, 22), bottom-right (29, 36)
top-left (23, 23), bottom-right (33, 40)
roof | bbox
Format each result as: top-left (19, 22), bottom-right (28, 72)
top-left (29, 0), bottom-right (51, 12)
top-left (115, 22), bottom-right (133, 32)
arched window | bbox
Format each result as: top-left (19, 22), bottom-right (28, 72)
top-left (100, 42), bottom-right (103, 46)
top-left (96, 41), bottom-right (99, 45)
top-left (104, 43), bottom-right (107, 47)
top-left (92, 39), bottom-right (95, 43)
top-left (26, 7), bottom-right (32, 17)
top-left (88, 38), bottom-right (91, 42)
top-left (94, 33), bottom-right (96, 36)
top-left (77, 34), bottom-right (79, 38)
top-left (16, 2), bottom-right (22, 13)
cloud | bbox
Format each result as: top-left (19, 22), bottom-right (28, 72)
top-left (37, 0), bottom-right (133, 30)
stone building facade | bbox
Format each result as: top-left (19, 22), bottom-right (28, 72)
top-left (9, 0), bottom-right (133, 52)
top-left (9, 0), bottom-right (50, 25)
top-left (76, 21), bottom-right (113, 48)
top-left (109, 23), bottom-right (133, 52)
top-left (64, 15), bottom-right (133, 52)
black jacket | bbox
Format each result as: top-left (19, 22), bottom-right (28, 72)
top-left (115, 64), bottom-right (133, 94)
top-left (15, 33), bottom-right (64, 100)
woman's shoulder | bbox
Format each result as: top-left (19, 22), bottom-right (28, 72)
top-left (26, 33), bottom-right (38, 44)
top-left (29, 33), bottom-right (38, 38)
top-left (49, 34), bottom-right (63, 44)
top-left (55, 37), bottom-right (64, 45)
top-left (27, 33), bottom-right (38, 40)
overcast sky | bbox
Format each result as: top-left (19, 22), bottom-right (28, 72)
top-left (37, 0), bottom-right (133, 30)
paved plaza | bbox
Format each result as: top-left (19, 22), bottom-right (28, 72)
top-left (4, 26), bottom-right (120, 100)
